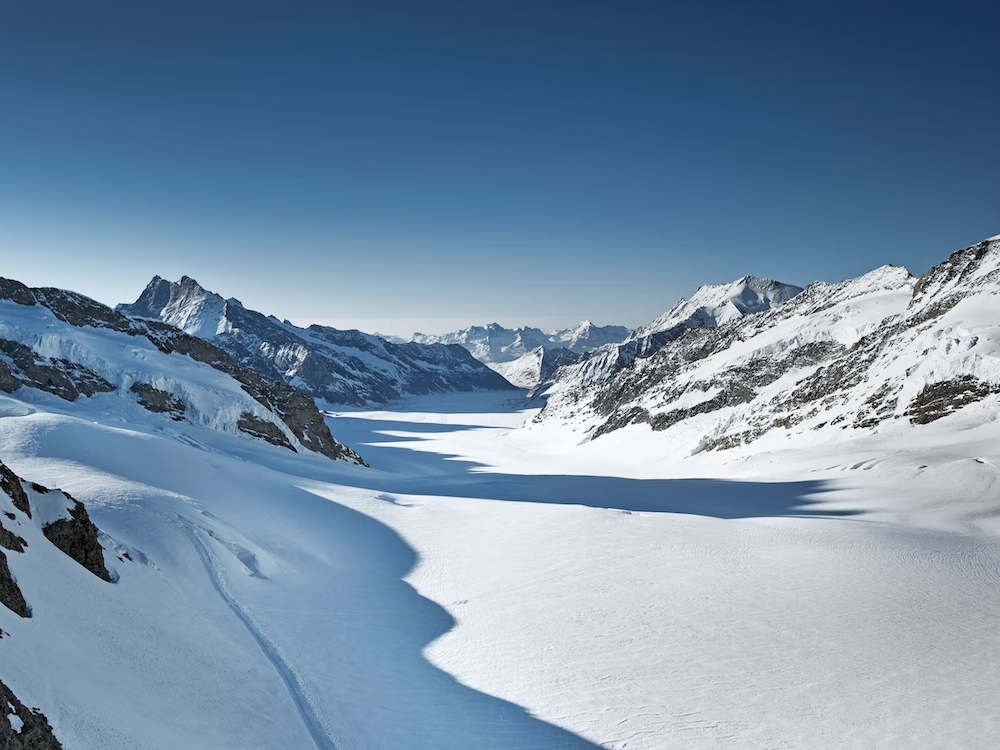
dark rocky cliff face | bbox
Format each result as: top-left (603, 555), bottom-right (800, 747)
top-left (0, 680), bottom-right (63, 750)
top-left (0, 551), bottom-right (29, 618)
top-left (40, 496), bottom-right (113, 583)
top-left (0, 462), bottom-right (120, 750)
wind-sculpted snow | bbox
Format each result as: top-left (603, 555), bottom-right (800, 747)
top-left (0, 277), bottom-right (363, 463)
top-left (119, 276), bottom-right (516, 405)
top-left (533, 236), bottom-right (1000, 455)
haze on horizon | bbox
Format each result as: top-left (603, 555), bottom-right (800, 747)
top-left (1, 1), bottom-right (998, 336)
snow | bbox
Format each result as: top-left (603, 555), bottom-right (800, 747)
top-left (3, 381), bottom-right (1000, 749)
top-left (487, 347), bottom-right (545, 388)
top-left (0, 297), bottom-right (304, 449)
top-left (7, 706), bottom-right (22, 733)
top-left (5, 240), bottom-right (1000, 748)
top-left (630, 275), bottom-right (804, 340)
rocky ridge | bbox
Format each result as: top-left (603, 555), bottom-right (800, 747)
top-left (532, 236), bottom-right (1000, 453)
top-left (0, 279), bottom-right (364, 464)
top-left (119, 276), bottom-right (516, 406)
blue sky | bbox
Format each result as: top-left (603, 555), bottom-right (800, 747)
top-left (1, 1), bottom-right (997, 334)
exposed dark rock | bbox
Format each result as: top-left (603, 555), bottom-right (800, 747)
top-left (0, 466), bottom-right (30, 517)
top-left (237, 376), bottom-right (368, 465)
top-left (0, 280), bottom-right (38, 307)
top-left (0, 526), bottom-right (26, 553)
top-left (41, 497), bottom-right (113, 583)
top-left (905, 377), bottom-right (999, 425)
top-left (236, 413), bottom-right (297, 452)
top-left (0, 339), bottom-right (115, 402)
top-left (0, 679), bottom-right (63, 749)
top-left (129, 382), bottom-right (186, 420)
top-left (0, 551), bottom-right (29, 618)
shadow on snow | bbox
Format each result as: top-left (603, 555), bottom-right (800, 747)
top-left (25, 415), bottom-right (602, 750)
top-left (324, 413), bottom-right (856, 520)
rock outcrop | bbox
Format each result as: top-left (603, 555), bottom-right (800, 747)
top-left (40, 495), bottom-right (113, 583)
top-left (1, 461), bottom-right (112, 584)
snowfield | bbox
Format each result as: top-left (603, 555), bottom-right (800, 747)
top-left (3, 386), bottom-right (1000, 748)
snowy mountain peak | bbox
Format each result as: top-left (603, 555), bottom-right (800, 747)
top-left (407, 320), bottom-right (632, 387)
top-left (124, 275), bottom-right (230, 340)
top-left (119, 277), bottom-right (514, 406)
top-left (631, 275), bottom-right (803, 341)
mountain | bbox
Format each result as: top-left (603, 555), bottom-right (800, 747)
top-left (396, 320), bottom-right (630, 388)
top-left (529, 235), bottom-right (1000, 454)
top-left (119, 276), bottom-right (516, 406)
top-left (2, 460), bottom-right (110, 749)
top-left (0, 278), bottom-right (364, 463)
top-left (627, 275), bottom-right (804, 341)
top-left (4, 240), bottom-right (1000, 749)
top-left (409, 321), bottom-right (631, 364)
top-left (489, 346), bottom-right (586, 389)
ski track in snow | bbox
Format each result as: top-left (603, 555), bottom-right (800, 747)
top-left (181, 521), bottom-right (338, 750)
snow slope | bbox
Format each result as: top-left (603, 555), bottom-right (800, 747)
top-left (119, 276), bottom-right (515, 406)
top-left (0, 278), bottom-right (360, 463)
top-left (3, 383), bottom-right (1000, 748)
top-left (629, 274), bottom-right (804, 340)
top-left (409, 321), bottom-right (630, 361)
top-left (325, 392), bottom-right (1000, 749)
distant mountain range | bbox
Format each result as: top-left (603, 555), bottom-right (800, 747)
top-left (382, 321), bottom-right (632, 388)
top-left (119, 276), bottom-right (516, 406)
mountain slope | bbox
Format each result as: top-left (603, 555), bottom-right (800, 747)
top-left (119, 277), bottom-right (516, 406)
top-left (490, 347), bottom-right (585, 390)
top-left (531, 236), bottom-right (1000, 455)
top-left (0, 278), bottom-right (363, 463)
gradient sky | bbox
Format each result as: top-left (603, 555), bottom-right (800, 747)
top-left (1, 1), bottom-right (998, 335)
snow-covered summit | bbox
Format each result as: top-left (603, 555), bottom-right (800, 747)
top-left (630, 275), bottom-right (804, 341)
top-left (125, 275), bottom-right (233, 340)
top-left (405, 320), bottom-right (630, 388)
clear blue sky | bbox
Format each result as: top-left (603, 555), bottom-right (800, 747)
top-left (1, 1), bottom-right (997, 334)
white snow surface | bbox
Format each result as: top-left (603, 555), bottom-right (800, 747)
top-left (487, 347), bottom-right (547, 388)
top-left (2, 383), bottom-right (1000, 749)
